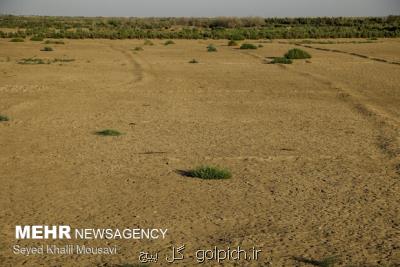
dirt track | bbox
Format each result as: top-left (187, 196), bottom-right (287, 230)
top-left (0, 39), bottom-right (399, 266)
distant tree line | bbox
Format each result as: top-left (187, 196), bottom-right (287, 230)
top-left (1, 15), bottom-right (399, 39)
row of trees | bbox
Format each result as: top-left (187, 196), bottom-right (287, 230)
top-left (0, 15), bottom-right (399, 39)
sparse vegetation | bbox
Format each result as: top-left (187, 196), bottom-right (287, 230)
top-left (133, 46), bottom-right (143, 51)
top-left (44, 40), bottom-right (65, 44)
top-left (228, 40), bottom-right (238, 46)
top-left (52, 58), bottom-right (75, 63)
top-left (183, 166), bottom-right (231, 179)
top-left (293, 39), bottom-right (377, 45)
top-left (164, 40), bottom-right (175, 45)
top-left (95, 129), bottom-right (123, 136)
top-left (30, 36), bottom-right (44, 41)
top-left (189, 59), bottom-right (199, 63)
top-left (240, 43), bottom-right (257, 49)
top-left (10, 38), bottom-right (24, 42)
top-left (144, 39), bottom-right (154, 46)
top-left (0, 115), bottom-right (10, 122)
top-left (18, 57), bottom-right (74, 64)
top-left (18, 58), bottom-right (47, 64)
top-left (207, 44), bottom-right (217, 52)
top-left (284, 48), bottom-right (312, 59)
top-left (270, 57), bottom-right (293, 64)
top-left (41, 46), bottom-right (54, 51)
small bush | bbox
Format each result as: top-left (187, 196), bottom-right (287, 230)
top-left (207, 44), bottom-right (217, 52)
top-left (258, 44), bottom-right (264, 48)
top-left (270, 57), bottom-right (293, 64)
top-left (0, 115), bottom-right (9, 122)
top-left (30, 36), bottom-right (44, 41)
top-left (133, 46), bottom-right (143, 51)
top-left (185, 166), bottom-right (231, 179)
top-left (41, 46), bottom-right (54, 52)
top-left (164, 40), bottom-right (175, 45)
top-left (189, 59), bottom-right (199, 64)
top-left (144, 39), bottom-right (154, 46)
top-left (18, 58), bottom-right (47, 64)
top-left (44, 40), bottom-right (65, 44)
top-left (95, 129), bottom-right (122, 136)
top-left (284, 48), bottom-right (311, 59)
top-left (10, 38), bottom-right (24, 42)
top-left (228, 40), bottom-right (238, 46)
top-left (240, 43), bottom-right (257, 50)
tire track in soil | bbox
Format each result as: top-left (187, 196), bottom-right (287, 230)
top-left (295, 43), bottom-right (400, 66)
top-left (107, 44), bottom-right (151, 84)
top-left (220, 42), bottom-right (399, 177)
top-left (286, 68), bottom-right (400, 176)
top-left (238, 50), bottom-right (264, 60)
top-left (224, 46), bottom-right (400, 175)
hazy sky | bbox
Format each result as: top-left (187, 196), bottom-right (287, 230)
top-left (1, 0), bottom-right (399, 17)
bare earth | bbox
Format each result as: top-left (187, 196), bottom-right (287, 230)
top-left (0, 39), bottom-right (399, 267)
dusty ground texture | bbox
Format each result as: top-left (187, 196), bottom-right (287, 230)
top-left (0, 38), bottom-right (399, 267)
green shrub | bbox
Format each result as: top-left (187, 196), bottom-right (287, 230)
top-left (258, 44), bottom-right (264, 48)
top-left (30, 36), bottom-right (44, 41)
top-left (207, 44), bottom-right (217, 52)
top-left (41, 46), bottom-right (54, 51)
top-left (240, 43), bottom-right (257, 49)
top-left (133, 46), bottom-right (143, 51)
top-left (0, 115), bottom-right (9, 121)
top-left (144, 39), bottom-right (154, 46)
top-left (164, 40), bottom-right (175, 45)
top-left (284, 48), bottom-right (311, 59)
top-left (10, 38), bottom-right (24, 42)
top-left (95, 129), bottom-right (122, 136)
top-left (185, 166), bottom-right (231, 179)
top-left (229, 33), bottom-right (245, 41)
top-left (189, 59), bottom-right (199, 64)
top-left (228, 40), bottom-right (238, 46)
top-left (270, 57), bottom-right (293, 64)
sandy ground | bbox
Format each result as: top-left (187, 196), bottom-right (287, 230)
top-left (0, 39), bottom-right (399, 267)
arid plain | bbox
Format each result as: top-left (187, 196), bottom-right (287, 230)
top-left (0, 38), bottom-right (399, 266)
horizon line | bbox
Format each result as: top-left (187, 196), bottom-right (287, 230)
top-left (1, 14), bottom-right (398, 19)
